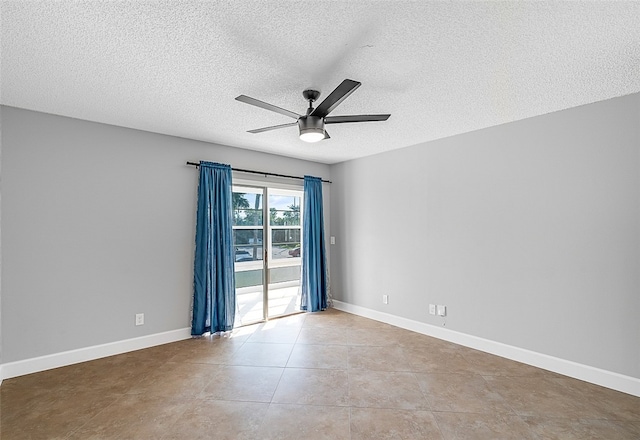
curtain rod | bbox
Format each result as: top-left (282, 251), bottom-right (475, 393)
top-left (186, 162), bottom-right (332, 184)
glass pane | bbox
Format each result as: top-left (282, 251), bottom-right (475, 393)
top-left (235, 268), bottom-right (263, 325)
top-left (269, 195), bottom-right (300, 226)
top-left (233, 229), bottom-right (263, 262)
top-left (269, 265), bottom-right (301, 284)
top-left (271, 228), bottom-right (301, 259)
top-left (233, 192), bottom-right (263, 226)
top-left (236, 269), bottom-right (264, 288)
top-left (268, 265), bottom-right (301, 319)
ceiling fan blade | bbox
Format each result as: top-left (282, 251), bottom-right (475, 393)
top-left (325, 114), bottom-right (391, 124)
top-left (248, 122), bottom-right (298, 134)
top-left (310, 79), bottom-right (361, 118)
top-left (236, 95), bottom-right (301, 120)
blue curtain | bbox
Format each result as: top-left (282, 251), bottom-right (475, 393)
top-left (191, 161), bottom-right (236, 335)
top-left (301, 175), bottom-right (327, 312)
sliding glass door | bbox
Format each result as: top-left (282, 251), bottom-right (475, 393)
top-left (232, 185), bottom-right (303, 325)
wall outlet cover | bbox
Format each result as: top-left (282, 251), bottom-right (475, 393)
top-left (135, 313), bottom-right (144, 326)
top-left (429, 304), bottom-right (436, 315)
top-left (437, 305), bottom-right (446, 317)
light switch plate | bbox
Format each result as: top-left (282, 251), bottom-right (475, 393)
top-left (437, 305), bottom-right (446, 317)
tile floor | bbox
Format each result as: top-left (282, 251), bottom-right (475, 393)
top-left (2, 309), bottom-right (640, 439)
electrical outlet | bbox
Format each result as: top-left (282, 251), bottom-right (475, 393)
top-left (429, 304), bottom-right (436, 315)
top-left (382, 294), bottom-right (389, 304)
top-left (437, 305), bottom-right (446, 317)
top-left (135, 313), bottom-right (144, 326)
top-left (330, 236), bottom-right (336, 245)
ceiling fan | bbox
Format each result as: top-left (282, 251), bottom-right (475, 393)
top-left (235, 79), bottom-right (390, 143)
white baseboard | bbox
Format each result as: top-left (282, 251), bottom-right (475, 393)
top-left (333, 300), bottom-right (640, 397)
top-left (0, 327), bottom-right (191, 383)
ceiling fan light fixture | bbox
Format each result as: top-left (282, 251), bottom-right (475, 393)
top-left (300, 128), bottom-right (325, 143)
top-left (298, 116), bottom-right (325, 143)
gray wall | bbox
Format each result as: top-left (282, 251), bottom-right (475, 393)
top-left (330, 93), bottom-right (640, 378)
top-left (1, 109), bottom-right (3, 369)
top-left (1, 106), bottom-right (330, 363)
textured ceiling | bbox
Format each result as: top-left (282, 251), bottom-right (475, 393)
top-left (2, 1), bottom-right (639, 164)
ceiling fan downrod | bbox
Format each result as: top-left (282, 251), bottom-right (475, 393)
top-left (303, 89), bottom-right (320, 115)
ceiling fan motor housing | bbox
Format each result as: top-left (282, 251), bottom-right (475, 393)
top-left (298, 115), bottom-right (323, 131)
